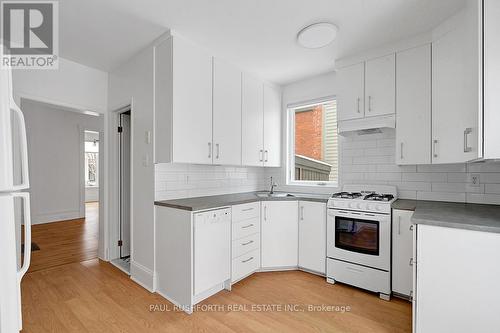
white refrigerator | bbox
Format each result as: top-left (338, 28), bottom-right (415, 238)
top-left (0, 65), bottom-right (32, 332)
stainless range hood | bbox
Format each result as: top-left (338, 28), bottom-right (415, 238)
top-left (337, 114), bottom-right (395, 135)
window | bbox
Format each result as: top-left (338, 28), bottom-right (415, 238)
top-left (287, 98), bottom-right (338, 186)
top-left (85, 141), bottom-right (99, 187)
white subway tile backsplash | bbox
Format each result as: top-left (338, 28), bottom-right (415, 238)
top-left (466, 193), bottom-right (500, 205)
top-left (417, 191), bottom-right (466, 203)
top-left (485, 184), bottom-right (500, 194)
top-left (402, 172), bottom-right (447, 182)
top-left (417, 164), bottom-right (467, 173)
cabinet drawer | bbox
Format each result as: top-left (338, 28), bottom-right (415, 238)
top-left (232, 248), bottom-right (260, 283)
top-left (232, 233), bottom-right (260, 259)
top-left (327, 258), bottom-right (390, 294)
top-left (232, 217), bottom-right (260, 240)
top-left (232, 202), bottom-right (260, 221)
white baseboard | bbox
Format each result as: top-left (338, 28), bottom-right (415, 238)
top-left (32, 210), bottom-right (83, 224)
top-left (130, 260), bottom-right (154, 292)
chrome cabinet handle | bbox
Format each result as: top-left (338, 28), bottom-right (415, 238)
top-left (264, 150), bottom-right (269, 162)
top-left (433, 140), bottom-right (438, 158)
top-left (259, 149), bottom-right (263, 162)
top-left (409, 258), bottom-right (414, 266)
top-left (300, 206), bottom-right (304, 220)
top-left (241, 223), bottom-right (254, 229)
top-left (241, 240), bottom-right (254, 246)
top-left (242, 256), bottom-right (254, 263)
top-left (356, 98), bottom-right (361, 113)
top-left (242, 208), bottom-right (254, 212)
top-left (368, 96), bottom-right (372, 112)
top-left (398, 215), bottom-right (401, 235)
top-left (208, 142), bottom-right (212, 158)
top-left (264, 206), bottom-right (267, 221)
top-left (464, 128), bottom-right (472, 153)
top-left (216, 143), bottom-right (220, 159)
top-left (409, 224), bottom-right (414, 231)
top-left (400, 142), bottom-right (404, 160)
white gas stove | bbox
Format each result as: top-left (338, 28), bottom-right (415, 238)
top-left (326, 185), bottom-right (397, 300)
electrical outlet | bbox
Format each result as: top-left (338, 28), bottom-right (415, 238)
top-left (470, 174), bottom-right (480, 187)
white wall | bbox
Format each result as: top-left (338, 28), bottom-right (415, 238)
top-left (275, 70), bottom-right (500, 204)
top-left (12, 57), bottom-right (108, 113)
top-left (21, 99), bottom-right (103, 224)
top-left (85, 187), bottom-right (99, 202)
top-left (108, 44), bottom-right (155, 289)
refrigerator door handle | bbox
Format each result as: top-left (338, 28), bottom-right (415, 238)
top-left (10, 103), bottom-right (30, 191)
top-left (13, 192), bottom-right (31, 279)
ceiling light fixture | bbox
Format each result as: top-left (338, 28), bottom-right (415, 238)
top-left (297, 22), bottom-right (338, 49)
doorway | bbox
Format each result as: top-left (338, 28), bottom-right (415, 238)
top-left (111, 109), bottom-right (131, 273)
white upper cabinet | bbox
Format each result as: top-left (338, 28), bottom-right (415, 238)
top-left (213, 58), bottom-right (242, 165)
top-left (365, 54), bottom-right (396, 117)
top-left (242, 74), bottom-right (264, 166)
top-left (263, 84), bottom-right (281, 167)
top-left (484, 0), bottom-right (500, 159)
top-left (337, 63), bottom-right (365, 121)
top-left (432, 0), bottom-right (481, 164)
top-left (154, 36), bottom-right (213, 164)
top-left (396, 44), bottom-right (432, 165)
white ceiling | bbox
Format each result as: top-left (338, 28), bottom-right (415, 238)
top-left (60, 0), bottom-right (465, 85)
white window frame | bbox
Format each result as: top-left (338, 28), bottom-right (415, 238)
top-left (286, 96), bottom-right (339, 188)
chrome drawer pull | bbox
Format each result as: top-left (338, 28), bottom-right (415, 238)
top-left (409, 258), bottom-right (414, 266)
top-left (241, 224), bottom-right (254, 229)
top-left (241, 256), bottom-right (254, 263)
top-left (241, 240), bottom-right (254, 246)
top-left (241, 208), bottom-right (254, 212)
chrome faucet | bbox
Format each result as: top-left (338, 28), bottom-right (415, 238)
top-left (269, 176), bottom-right (277, 194)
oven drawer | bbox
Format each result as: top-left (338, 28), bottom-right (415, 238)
top-left (232, 202), bottom-right (260, 222)
top-left (232, 233), bottom-right (260, 259)
top-left (327, 258), bottom-right (390, 294)
top-left (232, 248), bottom-right (260, 283)
top-left (232, 217), bottom-right (260, 240)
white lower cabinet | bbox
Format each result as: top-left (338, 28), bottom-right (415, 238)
top-left (298, 201), bottom-right (326, 274)
top-left (231, 202), bottom-right (261, 283)
top-left (391, 209), bottom-right (414, 298)
top-left (414, 224), bottom-right (500, 333)
top-left (261, 201), bottom-right (299, 268)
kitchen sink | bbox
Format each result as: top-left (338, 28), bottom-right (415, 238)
top-left (255, 192), bottom-right (295, 198)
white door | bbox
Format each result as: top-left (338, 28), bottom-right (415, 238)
top-left (432, 2), bottom-right (481, 163)
top-left (298, 201), bottom-right (326, 274)
top-left (119, 112), bottom-right (131, 258)
top-left (392, 209), bottom-right (413, 297)
top-left (263, 84), bottom-right (281, 167)
top-left (172, 36), bottom-right (213, 164)
top-left (241, 74), bottom-right (264, 166)
top-left (365, 54), bottom-right (395, 117)
top-left (337, 63), bottom-right (365, 121)
top-left (212, 58), bottom-right (242, 165)
top-left (261, 201), bottom-right (298, 268)
top-left (194, 209), bottom-right (231, 295)
top-left (0, 193), bottom-right (31, 332)
top-left (396, 45), bottom-right (431, 165)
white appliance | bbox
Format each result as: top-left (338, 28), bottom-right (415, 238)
top-left (326, 185), bottom-right (396, 300)
top-left (0, 64), bottom-right (32, 332)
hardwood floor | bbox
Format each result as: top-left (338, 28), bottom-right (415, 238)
top-left (21, 259), bottom-right (412, 332)
top-left (25, 202), bottom-right (98, 272)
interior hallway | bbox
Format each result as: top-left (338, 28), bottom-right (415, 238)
top-left (25, 202), bottom-right (99, 272)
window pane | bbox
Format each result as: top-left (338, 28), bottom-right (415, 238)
top-left (293, 100), bottom-right (338, 182)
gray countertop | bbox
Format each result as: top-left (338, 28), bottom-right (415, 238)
top-left (154, 191), bottom-right (330, 211)
top-left (392, 199), bottom-right (500, 233)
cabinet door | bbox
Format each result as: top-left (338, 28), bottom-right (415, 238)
top-left (298, 201), bottom-right (326, 274)
top-left (396, 45), bottom-right (431, 165)
top-left (261, 201), bottom-right (298, 268)
top-left (263, 84), bottom-right (281, 167)
top-left (365, 54), bottom-right (395, 117)
top-left (432, 2), bottom-right (481, 164)
top-left (241, 74), bottom-right (264, 166)
top-left (172, 36), bottom-right (213, 164)
top-left (213, 58), bottom-right (242, 165)
top-left (337, 63), bottom-right (365, 121)
top-left (392, 209), bottom-right (414, 297)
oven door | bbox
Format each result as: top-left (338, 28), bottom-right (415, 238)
top-left (327, 209), bottom-right (390, 271)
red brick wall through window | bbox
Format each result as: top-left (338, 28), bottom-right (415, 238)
top-left (295, 105), bottom-right (323, 161)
